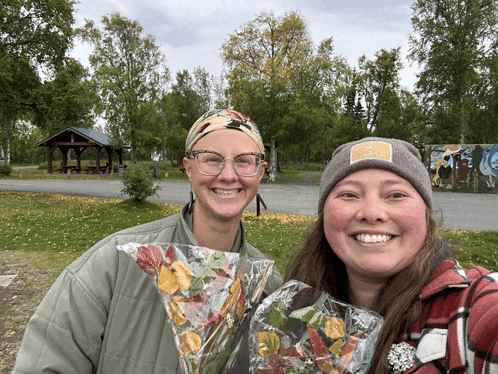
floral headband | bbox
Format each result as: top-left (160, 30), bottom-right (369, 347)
top-left (185, 109), bottom-right (265, 155)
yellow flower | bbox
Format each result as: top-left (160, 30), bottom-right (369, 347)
top-left (325, 316), bottom-right (345, 339)
top-left (179, 331), bottom-right (201, 356)
top-left (258, 331), bottom-right (280, 357)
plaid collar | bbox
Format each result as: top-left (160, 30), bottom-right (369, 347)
top-left (420, 259), bottom-right (471, 300)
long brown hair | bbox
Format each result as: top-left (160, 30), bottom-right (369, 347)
top-left (285, 209), bottom-right (438, 374)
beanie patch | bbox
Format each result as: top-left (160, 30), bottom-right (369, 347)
top-left (350, 141), bottom-right (392, 164)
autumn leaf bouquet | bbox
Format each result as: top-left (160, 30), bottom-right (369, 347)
top-left (249, 280), bottom-right (383, 374)
top-left (117, 242), bottom-right (275, 374)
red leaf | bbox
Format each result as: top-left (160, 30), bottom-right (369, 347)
top-left (277, 346), bottom-right (306, 358)
top-left (235, 282), bottom-right (246, 318)
top-left (266, 353), bottom-right (286, 373)
top-left (196, 277), bottom-right (242, 333)
top-left (165, 246), bottom-right (175, 266)
top-left (337, 332), bottom-right (365, 374)
top-left (136, 245), bottom-right (163, 275)
top-left (308, 327), bottom-right (337, 374)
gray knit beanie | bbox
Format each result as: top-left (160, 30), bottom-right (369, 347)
top-left (318, 137), bottom-right (433, 213)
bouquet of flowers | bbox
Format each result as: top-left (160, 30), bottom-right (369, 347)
top-left (249, 280), bottom-right (384, 374)
top-left (117, 242), bottom-right (275, 374)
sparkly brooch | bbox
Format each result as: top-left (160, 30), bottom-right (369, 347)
top-left (387, 342), bottom-right (416, 373)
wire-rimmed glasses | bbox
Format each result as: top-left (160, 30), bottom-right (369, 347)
top-left (190, 150), bottom-right (264, 177)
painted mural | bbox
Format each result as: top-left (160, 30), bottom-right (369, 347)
top-left (424, 144), bottom-right (498, 194)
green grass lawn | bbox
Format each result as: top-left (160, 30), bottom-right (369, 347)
top-left (1, 191), bottom-right (497, 370)
top-left (0, 192), bottom-right (315, 277)
top-left (2, 191), bottom-right (497, 277)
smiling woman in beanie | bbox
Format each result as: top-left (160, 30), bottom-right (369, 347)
top-left (286, 137), bottom-right (498, 374)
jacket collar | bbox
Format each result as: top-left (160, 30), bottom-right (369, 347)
top-left (420, 259), bottom-right (471, 300)
top-left (179, 203), bottom-right (245, 254)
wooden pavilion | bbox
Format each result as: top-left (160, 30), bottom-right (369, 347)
top-left (37, 126), bottom-right (127, 174)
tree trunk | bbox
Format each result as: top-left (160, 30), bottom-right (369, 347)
top-left (268, 138), bottom-right (277, 181)
top-left (5, 122), bottom-right (12, 164)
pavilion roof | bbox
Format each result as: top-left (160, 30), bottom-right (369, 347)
top-left (37, 126), bottom-right (113, 147)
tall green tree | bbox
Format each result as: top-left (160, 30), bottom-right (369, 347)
top-left (409, 0), bottom-right (498, 143)
top-left (357, 48), bottom-right (406, 138)
top-left (469, 46), bottom-right (498, 143)
top-left (0, 0), bottom-right (76, 163)
top-left (221, 11), bottom-right (345, 179)
top-left (0, 58), bottom-right (40, 164)
top-left (9, 121), bottom-right (46, 165)
top-left (330, 67), bottom-right (369, 148)
top-left (33, 58), bottom-right (98, 136)
top-left (157, 68), bottom-right (211, 163)
top-left (78, 12), bottom-right (170, 162)
top-left (282, 37), bottom-right (347, 163)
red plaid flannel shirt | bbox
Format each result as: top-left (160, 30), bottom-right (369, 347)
top-left (403, 259), bottom-right (498, 373)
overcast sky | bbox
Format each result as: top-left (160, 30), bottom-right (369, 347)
top-left (70, 0), bottom-right (419, 91)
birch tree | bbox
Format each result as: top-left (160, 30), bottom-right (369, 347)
top-left (78, 12), bottom-right (169, 161)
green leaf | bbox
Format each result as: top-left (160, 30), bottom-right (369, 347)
top-left (269, 300), bottom-right (286, 329)
top-left (289, 305), bottom-right (320, 323)
top-left (307, 311), bottom-right (327, 329)
top-left (282, 317), bottom-right (298, 333)
top-left (202, 329), bottom-right (234, 374)
top-left (184, 355), bottom-right (199, 373)
top-left (189, 253), bottom-right (228, 293)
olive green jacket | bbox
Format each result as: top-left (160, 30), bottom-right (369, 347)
top-left (13, 205), bottom-right (283, 373)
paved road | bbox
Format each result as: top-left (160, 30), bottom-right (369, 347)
top-left (1, 178), bottom-right (497, 231)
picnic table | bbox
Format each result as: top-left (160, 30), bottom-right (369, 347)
top-left (85, 164), bottom-right (108, 174)
top-left (59, 165), bottom-right (81, 174)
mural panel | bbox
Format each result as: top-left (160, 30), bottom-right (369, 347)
top-left (424, 144), bottom-right (498, 194)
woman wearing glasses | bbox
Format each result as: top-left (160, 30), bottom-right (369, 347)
top-left (183, 109), bottom-right (268, 252)
top-left (13, 109), bottom-right (283, 374)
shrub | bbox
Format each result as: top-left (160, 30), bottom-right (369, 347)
top-left (0, 163), bottom-right (13, 176)
top-left (121, 162), bottom-right (161, 202)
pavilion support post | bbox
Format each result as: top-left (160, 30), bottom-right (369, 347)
top-left (47, 145), bottom-right (57, 174)
top-left (106, 147), bottom-right (113, 174)
top-left (61, 146), bottom-right (68, 171)
top-left (75, 146), bottom-right (86, 171)
top-left (95, 146), bottom-right (101, 173)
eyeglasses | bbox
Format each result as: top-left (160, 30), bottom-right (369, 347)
top-left (189, 150), bottom-right (264, 177)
